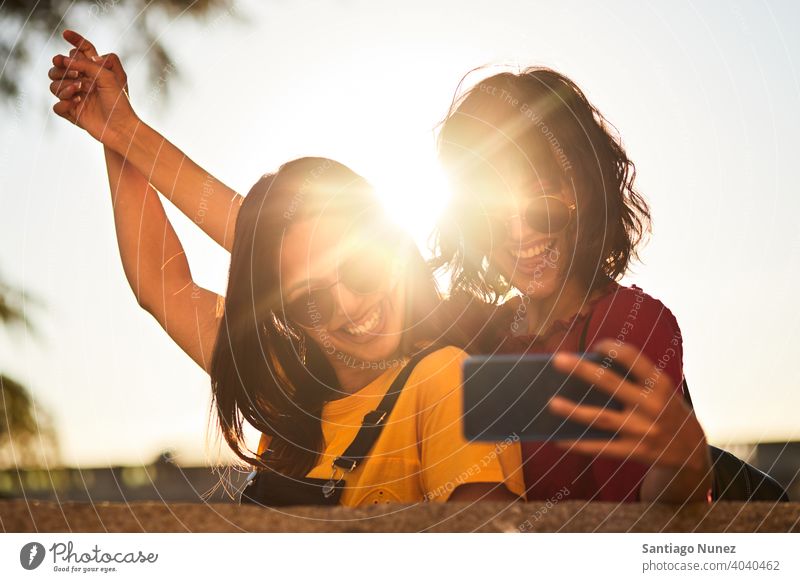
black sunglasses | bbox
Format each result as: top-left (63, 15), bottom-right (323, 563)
top-left (283, 246), bottom-right (397, 328)
top-left (488, 195), bottom-right (576, 240)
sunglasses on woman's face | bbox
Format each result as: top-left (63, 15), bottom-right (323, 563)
top-left (283, 246), bottom-right (397, 328)
top-left (488, 195), bottom-right (576, 240)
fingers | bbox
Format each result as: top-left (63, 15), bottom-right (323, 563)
top-left (53, 52), bottom-right (111, 69)
top-left (552, 351), bottom-right (642, 406)
top-left (59, 55), bottom-right (103, 75)
top-left (553, 341), bottom-right (678, 412)
top-left (49, 78), bottom-right (84, 99)
top-left (97, 53), bottom-right (127, 86)
top-left (50, 52), bottom-right (113, 95)
top-left (63, 30), bottom-right (99, 58)
top-left (53, 81), bottom-right (83, 101)
top-left (49, 77), bottom-right (76, 98)
top-left (549, 396), bottom-right (651, 436)
top-left (48, 63), bottom-right (79, 81)
top-left (60, 56), bottom-right (113, 86)
top-left (102, 52), bottom-right (122, 69)
top-left (52, 99), bottom-right (77, 123)
top-left (593, 340), bottom-right (674, 390)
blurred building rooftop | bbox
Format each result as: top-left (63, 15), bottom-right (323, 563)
top-left (2, 442), bottom-right (798, 503)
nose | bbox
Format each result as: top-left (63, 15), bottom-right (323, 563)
top-left (332, 284), bottom-right (372, 324)
top-left (505, 212), bottom-right (528, 241)
top-left (497, 192), bottom-right (534, 242)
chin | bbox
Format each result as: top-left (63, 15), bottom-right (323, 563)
top-left (494, 238), bottom-right (568, 299)
top-left (336, 336), bottom-right (403, 367)
top-left (510, 270), bottom-right (561, 299)
top-left (327, 294), bottom-right (406, 367)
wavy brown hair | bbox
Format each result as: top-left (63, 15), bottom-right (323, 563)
top-left (210, 158), bottom-right (442, 477)
top-left (433, 67), bottom-right (651, 303)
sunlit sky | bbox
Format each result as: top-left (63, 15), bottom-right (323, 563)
top-left (1, 0), bottom-right (799, 467)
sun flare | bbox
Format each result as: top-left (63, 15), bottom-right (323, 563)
top-left (368, 157), bottom-right (453, 257)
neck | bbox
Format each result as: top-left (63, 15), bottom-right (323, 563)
top-left (330, 353), bottom-right (402, 396)
top-left (518, 277), bottom-right (592, 336)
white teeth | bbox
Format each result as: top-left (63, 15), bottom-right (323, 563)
top-left (343, 304), bottom-right (382, 336)
top-left (511, 241), bottom-right (553, 259)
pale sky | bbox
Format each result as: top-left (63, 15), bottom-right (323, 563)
top-left (1, 0), bottom-right (799, 467)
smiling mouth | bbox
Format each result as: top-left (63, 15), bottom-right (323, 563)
top-left (341, 302), bottom-right (384, 337)
top-left (509, 239), bottom-right (557, 260)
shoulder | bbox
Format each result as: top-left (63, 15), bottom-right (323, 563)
top-left (591, 284), bottom-right (682, 336)
top-left (440, 294), bottom-right (511, 353)
top-left (587, 285), bottom-right (684, 376)
top-left (411, 346), bottom-right (468, 379)
top-left (405, 346), bottom-right (468, 402)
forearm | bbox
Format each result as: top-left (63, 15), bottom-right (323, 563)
top-left (111, 118), bottom-right (242, 252)
top-left (449, 483), bottom-right (521, 503)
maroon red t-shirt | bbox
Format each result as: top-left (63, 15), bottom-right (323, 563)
top-left (443, 282), bottom-right (685, 502)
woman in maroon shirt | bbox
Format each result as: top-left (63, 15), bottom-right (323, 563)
top-left (434, 68), bottom-right (711, 503)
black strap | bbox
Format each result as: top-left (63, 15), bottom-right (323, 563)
top-left (332, 345), bottom-right (439, 473)
top-left (681, 379), bottom-right (694, 408)
top-left (577, 308), bottom-right (593, 353)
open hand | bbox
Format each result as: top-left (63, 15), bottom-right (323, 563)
top-left (548, 340), bottom-right (710, 475)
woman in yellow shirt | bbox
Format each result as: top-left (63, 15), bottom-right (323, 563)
top-left (214, 159), bottom-right (523, 506)
top-left (50, 36), bottom-right (524, 509)
top-left (258, 346), bottom-right (522, 506)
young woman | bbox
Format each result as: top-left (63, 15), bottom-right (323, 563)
top-left (433, 68), bottom-right (711, 503)
top-left (50, 36), bottom-right (524, 506)
top-left (49, 32), bottom-right (709, 504)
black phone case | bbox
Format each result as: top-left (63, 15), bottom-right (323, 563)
top-left (462, 353), bottom-right (626, 442)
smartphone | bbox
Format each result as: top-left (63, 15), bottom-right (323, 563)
top-left (462, 353), bottom-right (626, 442)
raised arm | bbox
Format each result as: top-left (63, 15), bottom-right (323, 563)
top-left (113, 119), bottom-right (242, 252)
top-left (49, 30), bottom-right (242, 252)
top-left (52, 46), bottom-right (221, 371)
top-left (105, 146), bottom-right (221, 371)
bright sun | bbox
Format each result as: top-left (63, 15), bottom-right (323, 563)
top-left (366, 155), bottom-right (453, 259)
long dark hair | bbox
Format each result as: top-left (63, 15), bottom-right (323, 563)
top-left (210, 157), bottom-right (442, 477)
top-left (433, 66), bottom-right (651, 303)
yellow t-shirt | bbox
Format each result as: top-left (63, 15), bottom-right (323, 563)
top-left (256, 346), bottom-right (524, 507)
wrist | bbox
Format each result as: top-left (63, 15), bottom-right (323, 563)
top-left (688, 438), bottom-right (713, 474)
top-left (640, 450), bottom-right (713, 503)
top-left (107, 113), bottom-right (144, 153)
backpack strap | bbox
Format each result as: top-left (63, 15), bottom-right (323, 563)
top-left (331, 345), bottom-right (440, 473)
